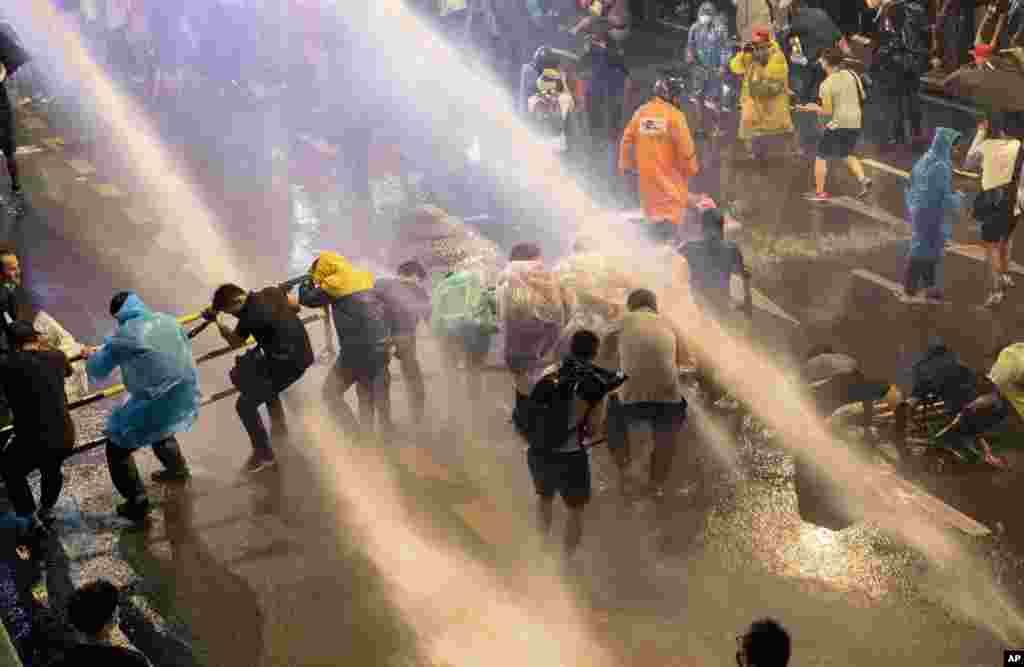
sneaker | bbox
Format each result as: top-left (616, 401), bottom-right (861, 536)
top-left (1001, 273), bottom-right (1016, 289)
top-left (984, 290), bottom-right (1005, 308)
top-left (151, 468), bottom-right (191, 483)
top-left (804, 191), bottom-right (831, 203)
top-left (243, 452), bottom-right (277, 474)
top-left (116, 500), bottom-right (151, 522)
top-left (856, 178), bottom-right (873, 199)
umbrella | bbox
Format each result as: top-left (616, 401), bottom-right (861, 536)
top-left (941, 64), bottom-right (1024, 112)
top-left (0, 23), bottom-right (29, 76)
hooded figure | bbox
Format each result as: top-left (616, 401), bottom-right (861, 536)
top-left (86, 292), bottom-right (197, 520)
top-left (87, 293), bottom-right (201, 451)
top-left (299, 252), bottom-right (392, 439)
top-left (904, 128), bottom-right (963, 295)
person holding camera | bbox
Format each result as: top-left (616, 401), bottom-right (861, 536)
top-left (517, 329), bottom-right (622, 562)
top-left (729, 27), bottom-right (800, 160)
top-left (81, 292), bottom-right (199, 521)
top-left (207, 283), bottom-right (313, 474)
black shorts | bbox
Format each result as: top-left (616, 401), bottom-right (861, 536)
top-left (979, 195), bottom-right (1014, 242)
top-left (816, 128), bottom-right (860, 159)
top-left (527, 449), bottom-right (591, 507)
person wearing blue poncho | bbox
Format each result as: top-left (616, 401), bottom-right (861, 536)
top-left (81, 292), bottom-right (198, 522)
top-left (903, 127), bottom-right (964, 300)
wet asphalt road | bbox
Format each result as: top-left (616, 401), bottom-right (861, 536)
top-left (2, 21), bottom-right (1024, 667)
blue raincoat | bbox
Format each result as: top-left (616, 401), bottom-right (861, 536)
top-left (906, 128), bottom-right (964, 260)
top-left (87, 293), bottom-right (201, 451)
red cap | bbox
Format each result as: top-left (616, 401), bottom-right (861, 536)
top-left (752, 27), bottom-right (771, 42)
top-left (971, 43), bottom-right (995, 57)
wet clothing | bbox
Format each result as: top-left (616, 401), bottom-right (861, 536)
top-left (906, 128), bottom-right (963, 261)
top-left (87, 294), bottom-right (201, 451)
top-left (499, 260), bottom-right (572, 392)
top-left (681, 237), bottom-right (745, 316)
top-left (619, 97), bottom-right (699, 226)
top-left (376, 277), bottom-right (432, 338)
top-left (616, 308), bottom-right (689, 405)
top-left (527, 449), bottom-right (592, 506)
top-left (606, 395), bottom-right (686, 488)
top-left (730, 40), bottom-right (795, 141)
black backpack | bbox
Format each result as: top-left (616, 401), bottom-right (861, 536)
top-left (911, 345), bottom-right (978, 416)
top-left (515, 370), bottom-right (593, 452)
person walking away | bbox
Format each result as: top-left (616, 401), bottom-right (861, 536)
top-left (903, 128), bottom-right (963, 299)
top-left (619, 77), bottom-right (700, 244)
top-left (606, 289), bottom-right (691, 501)
top-left (376, 260), bottom-right (432, 428)
top-left (865, 0), bottom-right (930, 147)
top-left (730, 27), bottom-right (801, 160)
top-left (81, 292), bottom-right (198, 521)
top-left (208, 283), bottom-right (313, 473)
top-left (298, 252), bottom-right (393, 441)
top-left (736, 618), bottom-right (792, 667)
top-left (0, 62), bottom-right (20, 195)
top-left (686, 2), bottom-right (732, 138)
top-left (500, 243), bottom-right (575, 430)
top-left (52, 580), bottom-right (152, 666)
top-left (0, 322), bottom-right (74, 538)
top-left (431, 263), bottom-right (498, 432)
top-left (964, 113), bottom-right (1024, 308)
top-left (517, 330), bottom-right (617, 563)
top-left (796, 48), bottom-right (872, 202)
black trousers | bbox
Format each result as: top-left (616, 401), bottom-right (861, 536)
top-left (1, 437), bottom-right (64, 517)
top-left (0, 105), bottom-right (19, 189)
top-left (607, 396), bottom-right (688, 487)
top-left (882, 77), bottom-right (922, 142)
top-left (903, 257), bottom-right (937, 293)
top-left (236, 366), bottom-right (304, 457)
top-left (324, 353), bottom-right (392, 440)
top-left (106, 436), bottom-right (188, 505)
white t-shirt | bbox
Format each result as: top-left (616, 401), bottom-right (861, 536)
top-left (818, 70), bottom-right (862, 130)
top-left (967, 134), bottom-right (1022, 192)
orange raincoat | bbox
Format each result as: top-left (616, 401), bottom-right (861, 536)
top-left (619, 97), bottom-right (699, 226)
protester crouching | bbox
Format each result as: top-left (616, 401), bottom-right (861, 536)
top-left (500, 243), bottom-right (574, 431)
top-left (0, 321), bottom-right (74, 539)
top-left (298, 252), bottom-right (393, 442)
top-left (904, 128), bottom-right (963, 300)
top-left (209, 283), bottom-right (313, 474)
top-left (964, 113), bottom-right (1024, 308)
top-left (376, 260), bottom-right (432, 428)
top-left (81, 292), bottom-right (197, 521)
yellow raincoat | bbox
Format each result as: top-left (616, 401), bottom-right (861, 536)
top-left (619, 97), bottom-right (699, 226)
top-left (729, 41), bottom-right (794, 141)
top-left (311, 251), bottom-right (375, 299)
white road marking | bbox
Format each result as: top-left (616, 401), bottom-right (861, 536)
top-left (730, 275), bottom-right (802, 326)
top-left (862, 156), bottom-right (979, 180)
top-left (67, 159), bottom-right (96, 176)
top-left (946, 242), bottom-right (1024, 275)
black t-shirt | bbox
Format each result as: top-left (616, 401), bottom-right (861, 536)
top-left (234, 287), bottom-right (314, 372)
top-left (0, 348), bottom-right (72, 446)
top-left (50, 643), bottom-right (151, 667)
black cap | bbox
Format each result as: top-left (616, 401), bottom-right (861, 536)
top-left (8, 320), bottom-right (40, 345)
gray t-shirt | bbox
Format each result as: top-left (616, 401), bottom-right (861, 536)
top-left (818, 69), bottom-right (862, 130)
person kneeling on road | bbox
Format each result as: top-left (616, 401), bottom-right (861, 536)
top-left (82, 292), bottom-right (198, 521)
top-left (299, 252), bottom-right (393, 442)
top-left (208, 283), bottom-right (313, 474)
top-left (516, 329), bottom-right (624, 561)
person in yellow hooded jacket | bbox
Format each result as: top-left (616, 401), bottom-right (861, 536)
top-left (299, 252), bottom-right (394, 442)
top-left (618, 76), bottom-right (699, 242)
top-left (730, 27), bottom-right (800, 160)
